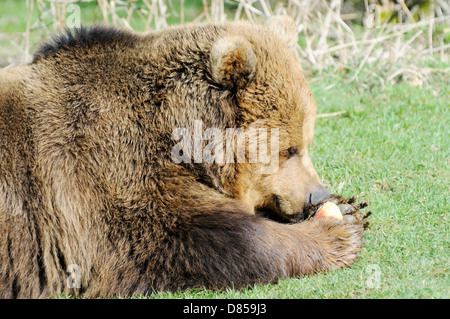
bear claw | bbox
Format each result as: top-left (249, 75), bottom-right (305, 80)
top-left (306, 194), bottom-right (372, 229)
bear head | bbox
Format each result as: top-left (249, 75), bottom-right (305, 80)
top-left (208, 17), bottom-right (330, 222)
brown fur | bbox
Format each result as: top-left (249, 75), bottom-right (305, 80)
top-left (0, 18), bottom-right (365, 298)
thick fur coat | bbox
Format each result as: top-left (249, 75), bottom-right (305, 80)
top-left (0, 18), bottom-right (365, 298)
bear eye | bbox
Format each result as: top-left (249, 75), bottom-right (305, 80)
top-left (286, 146), bottom-right (299, 158)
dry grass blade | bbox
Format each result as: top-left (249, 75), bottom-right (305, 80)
top-left (317, 110), bottom-right (347, 118)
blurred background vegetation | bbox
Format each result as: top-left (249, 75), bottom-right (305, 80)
top-left (0, 0), bottom-right (448, 86)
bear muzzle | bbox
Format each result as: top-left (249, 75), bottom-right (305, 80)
top-left (309, 187), bottom-right (331, 206)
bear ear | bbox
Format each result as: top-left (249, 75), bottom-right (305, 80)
top-left (265, 15), bottom-right (299, 55)
top-left (209, 36), bottom-right (256, 90)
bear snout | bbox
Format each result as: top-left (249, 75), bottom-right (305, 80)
top-left (256, 194), bottom-right (309, 222)
top-left (309, 187), bottom-right (331, 206)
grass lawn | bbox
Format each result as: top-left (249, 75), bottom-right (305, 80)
top-left (146, 70), bottom-right (449, 299)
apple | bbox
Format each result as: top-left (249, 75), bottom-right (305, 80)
top-left (314, 202), bottom-right (343, 220)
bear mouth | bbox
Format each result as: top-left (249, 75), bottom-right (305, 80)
top-left (255, 207), bottom-right (294, 223)
top-left (255, 195), bottom-right (308, 224)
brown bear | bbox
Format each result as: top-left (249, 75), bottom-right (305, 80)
top-left (0, 17), bottom-right (365, 298)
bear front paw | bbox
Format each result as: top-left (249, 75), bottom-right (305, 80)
top-left (303, 216), bottom-right (367, 271)
top-left (330, 220), bottom-right (366, 269)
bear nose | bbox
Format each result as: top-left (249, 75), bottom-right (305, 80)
top-left (309, 188), bottom-right (330, 206)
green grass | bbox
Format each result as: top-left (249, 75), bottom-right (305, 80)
top-left (144, 72), bottom-right (449, 299)
top-left (307, 73), bottom-right (449, 298)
